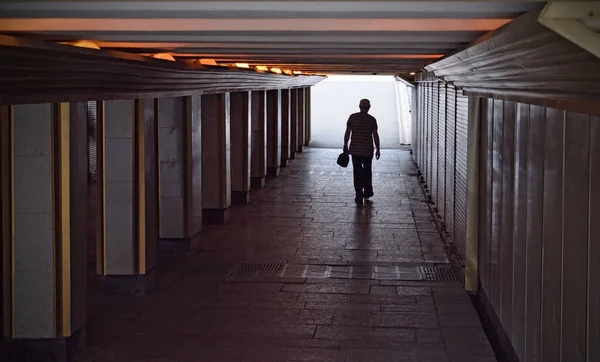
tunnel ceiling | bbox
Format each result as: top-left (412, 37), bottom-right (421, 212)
top-left (0, 1), bottom-right (545, 76)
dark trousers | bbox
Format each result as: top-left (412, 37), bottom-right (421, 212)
top-left (351, 155), bottom-right (373, 198)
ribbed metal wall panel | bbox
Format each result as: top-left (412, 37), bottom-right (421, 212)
top-left (0, 107), bottom-right (3, 221)
top-left (414, 80), bottom-right (466, 262)
top-left (426, 84), bottom-right (432, 186)
top-left (445, 85), bottom-right (457, 240)
top-left (419, 87), bottom-right (426, 168)
top-left (431, 84), bottom-right (439, 204)
top-left (476, 100), bottom-right (600, 362)
top-left (420, 86), bottom-right (425, 170)
top-left (437, 82), bottom-right (446, 224)
top-left (411, 88), bottom-right (417, 157)
top-left (421, 85), bottom-right (427, 179)
top-left (87, 101), bottom-right (98, 179)
top-left (420, 85), bottom-right (424, 176)
top-left (455, 93), bottom-right (469, 257)
top-left (417, 86), bottom-right (423, 166)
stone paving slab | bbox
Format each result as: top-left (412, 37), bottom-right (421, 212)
top-left (78, 148), bottom-right (495, 362)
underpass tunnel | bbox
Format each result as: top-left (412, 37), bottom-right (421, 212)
top-left (0, 1), bottom-right (599, 362)
top-left (309, 75), bottom-right (413, 149)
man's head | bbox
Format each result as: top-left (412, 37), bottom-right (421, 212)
top-left (359, 98), bottom-right (371, 113)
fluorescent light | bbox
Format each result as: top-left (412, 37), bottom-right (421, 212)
top-left (270, 68), bottom-right (282, 74)
top-left (235, 62), bottom-right (250, 68)
top-left (152, 53), bottom-right (175, 61)
top-left (283, 69), bottom-right (293, 75)
top-left (409, 72), bottom-right (416, 75)
top-left (199, 58), bottom-right (217, 65)
top-left (293, 70), bottom-right (303, 75)
top-left (63, 40), bottom-right (100, 50)
top-left (255, 65), bottom-right (269, 71)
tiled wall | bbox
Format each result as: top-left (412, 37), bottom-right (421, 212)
top-left (158, 97), bottom-right (186, 238)
top-left (13, 104), bottom-right (55, 337)
top-left (104, 100), bottom-right (135, 274)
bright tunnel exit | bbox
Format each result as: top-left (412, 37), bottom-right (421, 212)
top-left (309, 75), bottom-right (412, 149)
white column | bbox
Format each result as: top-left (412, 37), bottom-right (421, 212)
top-left (201, 93), bottom-right (231, 224)
top-left (1, 103), bottom-right (87, 358)
top-left (267, 89), bottom-right (282, 177)
top-left (304, 87), bottom-right (312, 146)
top-left (280, 89), bottom-right (291, 167)
top-left (297, 88), bottom-right (305, 153)
top-left (97, 99), bottom-right (156, 295)
top-left (290, 89), bottom-right (299, 159)
top-left (251, 90), bottom-right (267, 188)
top-left (157, 96), bottom-right (202, 254)
top-left (230, 91), bottom-right (252, 204)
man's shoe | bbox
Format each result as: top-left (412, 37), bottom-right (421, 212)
top-left (364, 191), bottom-right (374, 199)
top-left (355, 197), bottom-right (363, 206)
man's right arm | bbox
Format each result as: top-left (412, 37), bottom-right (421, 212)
top-left (343, 125), bottom-right (351, 153)
top-left (343, 116), bottom-right (352, 153)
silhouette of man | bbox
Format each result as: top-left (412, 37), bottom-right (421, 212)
top-left (343, 98), bottom-right (380, 206)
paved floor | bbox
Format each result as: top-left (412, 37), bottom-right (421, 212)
top-left (79, 148), bottom-right (496, 362)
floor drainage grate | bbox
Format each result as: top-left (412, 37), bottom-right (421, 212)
top-left (229, 263), bottom-right (284, 276)
top-left (419, 266), bottom-right (463, 281)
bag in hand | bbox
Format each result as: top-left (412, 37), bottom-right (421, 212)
top-left (337, 152), bottom-right (349, 168)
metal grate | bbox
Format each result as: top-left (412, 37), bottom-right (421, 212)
top-left (419, 266), bottom-right (463, 281)
top-left (87, 101), bottom-right (98, 180)
top-left (230, 263), bottom-right (284, 275)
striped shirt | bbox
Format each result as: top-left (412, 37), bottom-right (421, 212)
top-left (347, 112), bottom-right (378, 157)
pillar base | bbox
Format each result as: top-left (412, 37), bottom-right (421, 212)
top-left (251, 176), bottom-right (266, 189)
top-left (203, 208), bottom-right (230, 224)
top-left (280, 159), bottom-right (288, 168)
top-left (297, 146), bottom-right (304, 153)
top-left (267, 166), bottom-right (280, 178)
top-left (2, 325), bottom-right (86, 362)
top-left (289, 152), bottom-right (296, 160)
top-left (304, 141), bottom-right (310, 146)
top-left (231, 190), bottom-right (251, 205)
top-left (158, 234), bottom-right (200, 256)
top-left (100, 268), bottom-right (155, 296)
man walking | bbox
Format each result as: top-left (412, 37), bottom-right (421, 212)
top-left (343, 98), bottom-right (381, 206)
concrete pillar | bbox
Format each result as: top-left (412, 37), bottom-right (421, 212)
top-left (142, 98), bottom-right (159, 285)
top-left (96, 99), bottom-right (157, 295)
top-left (297, 88), bottom-right (305, 153)
top-left (290, 89), bottom-right (299, 159)
top-left (230, 91), bottom-right (252, 205)
top-left (1, 103), bottom-right (87, 360)
top-left (201, 93), bottom-right (231, 224)
top-left (280, 89), bottom-right (291, 167)
top-left (304, 87), bottom-right (311, 146)
top-left (157, 96), bottom-right (202, 255)
top-left (266, 89), bottom-right (282, 178)
top-left (251, 90), bottom-right (267, 188)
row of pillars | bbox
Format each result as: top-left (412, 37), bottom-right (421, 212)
top-left (0, 87), bottom-right (311, 359)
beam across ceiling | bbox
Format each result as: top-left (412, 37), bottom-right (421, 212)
top-left (0, 1), bottom-right (546, 19)
top-left (0, 34), bottom-right (324, 105)
top-left (0, 18), bottom-right (511, 32)
top-left (0, 1), bottom-right (543, 74)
